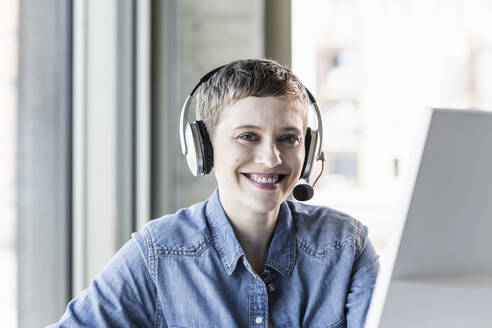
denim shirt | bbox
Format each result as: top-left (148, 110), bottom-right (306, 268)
top-left (52, 189), bottom-right (379, 328)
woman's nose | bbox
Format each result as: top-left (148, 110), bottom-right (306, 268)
top-left (254, 140), bottom-right (282, 168)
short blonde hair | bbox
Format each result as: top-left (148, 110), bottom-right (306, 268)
top-left (196, 59), bottom-right (310, 137)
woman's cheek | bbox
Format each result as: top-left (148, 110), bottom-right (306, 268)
top-left (230, 146), bottom-right (251, 164)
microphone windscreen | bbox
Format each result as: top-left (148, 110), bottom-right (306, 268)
top-left (293, 184), bottom-right (314, 201)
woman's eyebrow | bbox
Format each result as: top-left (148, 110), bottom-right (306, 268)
top-left (279, 126), bottom-right (302, 134)
top-left (233, 125), bottom-right (302, 134)
top-left (233, 124), bottom-right (260, 130)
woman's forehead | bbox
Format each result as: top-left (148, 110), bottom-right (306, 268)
top-left (218, 96), bottom-right (308, 130)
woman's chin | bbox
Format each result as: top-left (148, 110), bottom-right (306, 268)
top-left (243, 194), bottom-right (284, 214)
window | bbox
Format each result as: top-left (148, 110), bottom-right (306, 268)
top-left (0, 0), bottom-right (18, 326)
top-left (293, 0), bottom-right (492, 252)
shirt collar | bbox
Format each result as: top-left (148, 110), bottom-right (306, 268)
top-left (205, 189), bottom-right (296, 277)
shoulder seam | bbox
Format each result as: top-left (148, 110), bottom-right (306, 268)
top-left (142, 225), bottom-right (162, 327)
top-left (353, 221), bottom-right (368, 260)
top-left (142, 225), bottom-right (157, 282)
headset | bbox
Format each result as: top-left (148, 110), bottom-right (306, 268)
top-left (179, 65), bottom-right (325, 200)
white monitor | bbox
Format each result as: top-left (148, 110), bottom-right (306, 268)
top-left (365, 108), bottom-right (492, 328)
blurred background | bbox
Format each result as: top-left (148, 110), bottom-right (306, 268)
top-left (1, 0), bottom-right (492, 326)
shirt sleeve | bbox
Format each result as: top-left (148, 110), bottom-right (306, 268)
top-left (345, 224), bottom-right (380, 328)
top-left (49, 230), bottom-right (158, 327)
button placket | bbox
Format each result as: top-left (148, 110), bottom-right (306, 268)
top-left (250, 275), bottom-right (269, 327)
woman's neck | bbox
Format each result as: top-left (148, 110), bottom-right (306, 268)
top-left (219, 192), bottom-right (280, 274)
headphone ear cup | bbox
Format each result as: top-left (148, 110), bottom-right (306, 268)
top-left (300, 127), bottom-right (318, 180)
top-left (195, 120), bottom-right (214, 174)
top-left (184, 122), bottom-right (202, 176)
top-left (300, 127), bottom-right (312, 179)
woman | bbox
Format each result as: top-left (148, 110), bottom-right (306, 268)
top-left (52, 59), bottom-right (379, 328)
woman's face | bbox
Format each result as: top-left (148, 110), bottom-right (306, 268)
top-left (212, 96), bottom-right (307, 215)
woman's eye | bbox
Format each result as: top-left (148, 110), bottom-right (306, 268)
top-left (280, 135), bottom-right (301, 144)
top-left (239, 133), bottom-right (258, 142)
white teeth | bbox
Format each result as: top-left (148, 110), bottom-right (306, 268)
top-left (248, 174), bottom-right (280, 184)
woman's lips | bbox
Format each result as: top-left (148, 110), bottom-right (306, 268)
top-left (242, 173), bottom-right (286, 190)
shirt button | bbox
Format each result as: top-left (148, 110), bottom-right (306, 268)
top-left (255, 316), bottom-right (264, 324)
top-left (267, 283), bottom-right (276, 292)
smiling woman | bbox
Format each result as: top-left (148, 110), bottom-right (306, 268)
top-left (214, 96), bottom-right (306, 214)
top-left (51, 59), bottom-right (379, 328)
